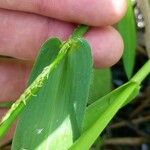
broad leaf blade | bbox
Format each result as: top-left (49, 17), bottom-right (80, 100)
top-left (118, 0), bottom-right (136, 78)
top-left (28, 38), bottom-right (61, 85)
top-left (70, 82), bottom-right (139, 150)
top-left (12, 38), bottom-right (92, 150)
top-left (0, 38), bottom-right (61, 139)
top-left (88, 69), bottom-right (112, 104)
top-left (83, 82), bottom-right (139, 131)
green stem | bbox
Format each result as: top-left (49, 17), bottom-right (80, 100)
top-left (71, 25), bottom-right (89, 38)
top-left (0, 25), bottom-right (89, 139)
top-left (131, 59), bottom-right (150, 84)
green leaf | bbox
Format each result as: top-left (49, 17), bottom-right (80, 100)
top-left (70, 59), bottom-right (150, 150)
top-left (70, 82), bottom-right (140, 150)
top-left (0, 38), bottom-right (62, 139)
top-left (28, 38), bottom-right (61, 85)
top-left (83, 82), bottom-right (139, 131)
top-left (12, 38), bottom-right (92, 150)
top-left (118, 0), bottom-right (137, 79)
top-left (88, 69), bottom-right (112, 104)
top-left (0, 25), bottom-right (90, 140)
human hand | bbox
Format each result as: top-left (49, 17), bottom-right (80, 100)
top-left (0, 0), bottom-right (127, 144)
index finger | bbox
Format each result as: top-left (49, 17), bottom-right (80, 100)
top-left (0, 0), bottom-right (127, 26)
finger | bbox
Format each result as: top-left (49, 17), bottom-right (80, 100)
top-left (0, 9), bottom-right (75, 61)
top-left (0, 58), bottom-right (32, 101)
top-left (85, 26), bottom-right (123, 68)
top-left (0, 0), bottom-right (127, 26)
top-left (0, 9), bottom-right (123, 68)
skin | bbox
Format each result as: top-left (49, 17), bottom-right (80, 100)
top-left (0, 0), bottom-right (127, 145)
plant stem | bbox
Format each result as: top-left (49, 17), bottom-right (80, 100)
top-left (71, 25), bottom-right (89, 38)
top-left (131, 59), bottom-right (150, 84)
top-left (0, 25), bottom-right (89, 138)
